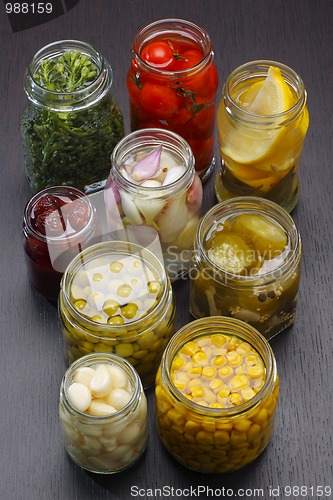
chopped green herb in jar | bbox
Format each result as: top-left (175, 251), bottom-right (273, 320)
top-left (22, 46), bottom-right (124, 193)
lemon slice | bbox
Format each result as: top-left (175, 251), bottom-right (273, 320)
top-left (221, 66), bottom-right (294, 166)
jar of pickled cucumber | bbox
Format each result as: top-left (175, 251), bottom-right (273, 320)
top-left (155, 317), bottom-right (279, 473)
top-left (215, 60), bottom-right (309, 212)
top-left (59, 241), bottom-right (175, 387)
top-left (21, 40), bottom-right (124, 193)
top-left (59, 353), bottom-right (148, 474)
top-left (189, 197), bottom-right (302, 340)
top-left (106, 128), bottom-right (203, 281)
top-left (22, 186), bottom-right (100, 302)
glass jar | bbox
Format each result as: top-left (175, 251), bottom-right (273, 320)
top-left (155, 316), bottom-right (279, 473)
top-left (59, 241), bottom-right (175, 387)
top-left (59, 353), bottom-right (148, 474)
top-left (22, 185), bottom-right (100, 302)
top-left (21, 39), bottom-right (124, 193)
top-left (106, 128), bottom-right (203, 281)
top-left (216, 60), bottom-right (309, 212)
top-left (189, 197), bottom-right (302, 340)
top-left (127, 19), bottom-right (219, 181)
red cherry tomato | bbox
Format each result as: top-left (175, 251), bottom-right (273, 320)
top-left (141, 41), bottom-right (175, 70)
top-left (174, 49), bottom-right (203, 71)
top-left (67, 199), bottom-right (89, 231)
top-left (141, 82), bottom-right (180, 119)
top-left (35, 208), bottom-right (64, 236)
top-left (33, 194), bottom-right (59, 218)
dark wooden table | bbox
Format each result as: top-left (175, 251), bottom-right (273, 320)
top-left (1, 1), bottom-right (332, 499)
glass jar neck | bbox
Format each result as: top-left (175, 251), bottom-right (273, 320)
top-left (60, 241), bottom-right (172, 339)
top-left (195, 196), bottom-right (301, 288)
top-left (24, 40), bottom-right (113, 112)
top-left (223, 60), bottom-right (307, 127)
top-left (132, 18), bottom-right (214, 77)
top-left (23, 186), bottom-right (97, 245)
top-left (161, 317), bottom-right (277, 418)
top-left (111, 128), bottom-right (195, 197)
top-left (61, 353), bottom-right (141, 422)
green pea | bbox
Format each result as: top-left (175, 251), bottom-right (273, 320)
top-left (103, 298), bottom-right (120, 316)
top-left (117, 284), bottom-right (132, 298)
top-left (110, 261), bottom-right (124, 273)
top-left (107, 315), bottom-right (125, 325)
top-left (121, 303), bottom-right (138, 320)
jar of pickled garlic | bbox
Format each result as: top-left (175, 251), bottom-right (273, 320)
top-left (127, 19), bottom-right (219, 180)
top-left (106, 128), bottom-right (203, 281)
top-left (216, 60), bottom-right (309, 212)
top-left (21, 40), bottom-right (124, 193)
top-left (23, 186), bottom-right (100, 302)
top-left (59, 241), bottom-right (175, 387)
top-left (189, 197), bottom-right (302, 340)
top-left (155, 316), bottom-right (279, 473)
top-left (59, 353), bottom-right (148, 474)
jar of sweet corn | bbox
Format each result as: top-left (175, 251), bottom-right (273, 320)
top-left (155, 316), bottom-right (279, 473)
top-left (59, 241), bottom-right (175, 387)
top-left (189, 197), bottom-right (302, 340)
top-left (59, 353), bottom-right (148, 474)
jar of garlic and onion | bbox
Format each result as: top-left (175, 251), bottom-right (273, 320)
top-left (105, 128), bottom-right (203, 281)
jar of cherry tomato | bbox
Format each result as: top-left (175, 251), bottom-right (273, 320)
top-left (127, 19), bottom-right (219, 181)
top-left (22, 186), bottom-right (100, 302)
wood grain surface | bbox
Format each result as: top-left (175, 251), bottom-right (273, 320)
top-left (0, 1), bottom-right (332, 499)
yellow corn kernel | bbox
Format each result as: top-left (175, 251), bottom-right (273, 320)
top-left (174, 382), bottom-right (186, 391)
top-left (226, 350), bottom-right (242, 366)
top-left (214, 430), bottom-right (230, 445)
top-left (184, 394), bottom-right (193, 401)
top-left (235, 365), bottom-right (245, 375)
top-left (204, 388), bottom-right (217, 404)
top-left (167, 408), bottom-right (186, 426)
top-left (245, 353), bottom-right (259, 366)
top-left (187, 378), bottom-right (202, 391)
top-left (211, 334), bottom-right (226, 348)
top-left (185, 420), bottom-right (201, 435)
top-left (233, 419), bottom-right (252, 432)
top-left (209, 378), bottom-right (223, 392)
top-left (181, 341), bottom-right (200, 357)
top-left (236, 342), bottom-right (252, 355)
top-left (115, 343), bottom-right (134, 357)
top-left (156, 399), bottom-right (172, 414)
top-left (218, 388), bottom-right (230, 400)
top-left (247, 363), bottom-right (264, 379)
top-left (213, 355), bottom-right (226, 367)
top-left (174, 372), bottom-right (190, 387)
top-left (192, 351), bottom-right (208, 366)
top-left (241, 387), bottom-right (256, 402)
top-left (191, 386), bottom-right (205, 399)
top-left (252, 408), bottom-right (268, 424)
top-left (247, 423), bottom-right (261, 441)
top-left (195, 430), bottom-right (214, 445)
top-left (210, 402), bottom-right (224, 409)
top-left (229, 374), bottom-right (250, 392)
top-left (227, 336), bottom-right (239, 350)
top-left (215, 422), bottom-right (233, 432)
top-left (188, 366), bottom-right (202, 378)
top-left (218, 365), bottom-right (234, 378)
top-left (172, 356), bottom-right (185, 371)
top-left (229, 430), bottom-right (247, 445)
top-left (229, 393), bottom-right (242, 406)
top-left (202, 366), bottom-right (216, 379)
top-left (202, 417), bottom-right (216, 433)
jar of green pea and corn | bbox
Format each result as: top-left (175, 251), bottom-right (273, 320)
top-left (59, 241), bottom-right (175, 387)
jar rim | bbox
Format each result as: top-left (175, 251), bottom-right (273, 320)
top-left (132, 18), bottom-right (213, 77)
top-left (195, 196), bottom-right (301, 286)
top-left (61, 353), bottom-right (142, 420)
top-left (161, 316), bottom-right (277, 417)
top-left (110, 128), bottom-right (195, 194)
top-left (224, 59), bottom-right (307, 122)
top-left (60, 240), bottom-right (172, 339)
top-left (24, 39), bottom-right (113, 111)
top-left (23, 185), bottom-right (96, 244)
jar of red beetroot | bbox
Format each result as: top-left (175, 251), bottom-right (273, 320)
top-left (127, 19), bottom-right (219, 181)
top-left (22, 186), bottom-right (100, 302)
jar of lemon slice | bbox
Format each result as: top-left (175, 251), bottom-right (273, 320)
top-left (216, 60), bottom-right (309, 212)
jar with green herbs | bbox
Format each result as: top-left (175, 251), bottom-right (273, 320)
top-left (59, 241), bottom-right (175, 388)
top-left (21, 40), bottom-right (124, 193)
